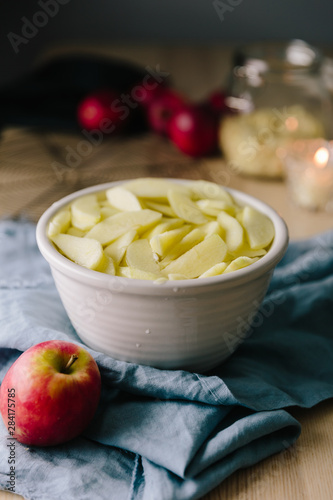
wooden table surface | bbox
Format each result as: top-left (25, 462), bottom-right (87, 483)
top-left (1, 44), bottom-right (333, 500)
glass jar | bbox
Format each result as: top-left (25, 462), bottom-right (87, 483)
top-left (219, 40), bottom-right (332, 178)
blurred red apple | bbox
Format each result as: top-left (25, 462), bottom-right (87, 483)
top-left (146, 89), bottom-right (186, 135)
top-left (207, 90), bottom-right (228, 115)
top-left (0, 340), bottom-right (101, 447)
top-left (77, 89), bottom-right (124, 131)
top-left (169, 105), bottom-right (218, 157)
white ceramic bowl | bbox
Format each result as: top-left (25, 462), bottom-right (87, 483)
top-left (36, 179), bottom-right (288, 372)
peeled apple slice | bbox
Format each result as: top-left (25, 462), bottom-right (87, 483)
top-left (106, 186), bottom-right (142, 212)
top-left (167, 189), bottom-right (208, 224)
top-left (142, 218), bottom-right (184, 239)
top-left (96, 254), bottom-right (116, 275)
top-left (162, 234), bottom-right (227, 278)
top-left (150, 225), bottom-right (192, 257)
top-left (217, 211), bottom-right (244, 252)
top-left (47, 209), bottom-right (71, 237)
top-left (189, 180), bottom-right (234, 204)
top-left (240, 206), bottom-right (275, 250)
top-left (199, 262), bottom-right (228, 278)
top-left (104, 229), bottom-right (137, 264)
top-left (196, 199), bottom-right (235, 217)
top-left (66, 227), bottom-right (86, 237)
top-left (118, 267), bottom-right (161, 281)
top-left (85, 210), bottom-right (162, 245)
top-left (160, 228), bottom-right (204, 268)
top-left (52, 234), bottom-right (104, 270)
top-left (144, 200), bottom-right (176, 217)
top-left (71, 194), bottom-right (101, 231)
top-left (124, 178), bottom-right (181, 201)
top-left (126, 239), bottom-right (161, 275)
top-left (224, 256), bottom-right (259, 274)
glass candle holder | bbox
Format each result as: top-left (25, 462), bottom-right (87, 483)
top-left (282, 139), bottom-right (333, 212)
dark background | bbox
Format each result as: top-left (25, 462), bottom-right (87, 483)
top-left (1, 0), bottom-right (333, 87)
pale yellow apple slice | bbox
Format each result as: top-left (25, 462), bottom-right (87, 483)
top-left (168, 273), bottom-right (189, 280)
top-left (160, 228), bottom-right (205, 268)
top-left (224, 256), bottom-right (259, 274)
top-left (196, 199), bottom-right (235, 217)
top-left (217, 211), bottom-right (244, 252)
top-left (142, 218), bottom-right (184, 239)
top-left (104, 229), bottom-right (137, 264)
top-left (199, 221), bottom-right (223, 239)
top-left (189, 180), bottom-right (234, 204)
top-left (150, 225), bottom-right (192, 257)
top-left (66, 227), bottom-right (86, 237)
top-left (231, 243), bottom-right (267, 259)
top-left (144, 200), bottom-right (177, 217)
top-left (96, 253), bottom-right (116, 275)
top-left (124, 178), bottom-right (182, 201)
top-left (162, 234), bottom-right (227, 278)
top-left (47, 209), bottom-right (71, 237)
top-left (118, 267), bottom-right (161, 281)
top-left (52, 234), bottom-right (104, 270)
top-left (85, 210), bottom-right (162, 245)
top-left (106, 186), bottom-right (142, 212)
top-left (100, 206), bottom-right (120, 220)
top-left (239, 206), bottom-right (275, 250)
top-left (125, 239), bottom-right (161, 275)
top-left (199, 262), bottom-right (228, 278)
top-left (167, 189), bottom-right (208, 225)
top-left (71, 194), bottom-right (101, 230)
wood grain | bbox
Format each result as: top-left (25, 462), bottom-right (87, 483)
top-left (1, 44), bottom-right (333, 500)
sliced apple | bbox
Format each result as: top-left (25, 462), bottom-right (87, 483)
top-left (125, 239), bottom-right (161, 275)
top-left (199, 262), bottom-right (228, 278)
top-left (144, 200), bottom-right (177, 217)
top-left (167, 189), bottom-right (208, 224)
top-left (142, 218), bottom-right (184, 239)
top-left (196, 199), bottom-right (235, 217)
top-left (106, 186), bottom-right (142, 212)
top-left (66, 227), bottom-right (86, 237)
top-left (52, 234), bottom-right (104, 270)
top-left (239, 206), bottom-right (275, 250)
top-left (150, 225), bottom-right (192, 257)
top-left (96, 253), bottom-right (116, 275)
top-left (217, 211), bottom-right (244, 252)
top-left (71, 194), bottom-right (101, 231)
top-left (124, 178), bottom-right (181, 201)
top-left (104, 229), bottom-right (137, 264)
top-left (199, 220), bottom-right (223, 239)
top-left (168, 273), bottom-right (189, 280)
top-left (224, 256), bottom-right (259, 274)
top-left (189, 180), bottom-right (234, 204)
top-left (231, 243), bottom-right (267, 259)
top-left (162, 234), bottom-right (227, 278)
top-left (47, 209), bottom-right (71, 237)
top-left (85, 210), bottom-right (162, 245)
top-left (160, 228), bottom-right (205, 268)
top-left (100, 207), bottom-right (120, 220)
top-left (118, 267), bottom-right (161, 281)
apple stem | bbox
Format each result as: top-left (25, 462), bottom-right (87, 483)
top-left (64, 354), bottom-right (79, 371)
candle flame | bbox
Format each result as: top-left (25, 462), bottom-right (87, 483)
top-left (314, 147), bottom-right (329, 168)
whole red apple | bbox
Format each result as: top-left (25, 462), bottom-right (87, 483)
top-left (0, 340), bottom-right (101, 446)
top-left (169, 105), bottom-right (218, 157)
top-left (146, 88), bottom-right (186, 135)
top-left (77, 89), bottom-right (123, 131)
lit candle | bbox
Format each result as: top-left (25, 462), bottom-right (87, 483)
top-left (284, 140), bottom-right (333, 212)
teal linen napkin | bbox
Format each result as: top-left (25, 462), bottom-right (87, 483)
top-left (1, 220), bottom-right (333, 500)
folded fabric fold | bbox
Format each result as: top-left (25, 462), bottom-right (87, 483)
top-left (1, 220), bottom-right (333, 500)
